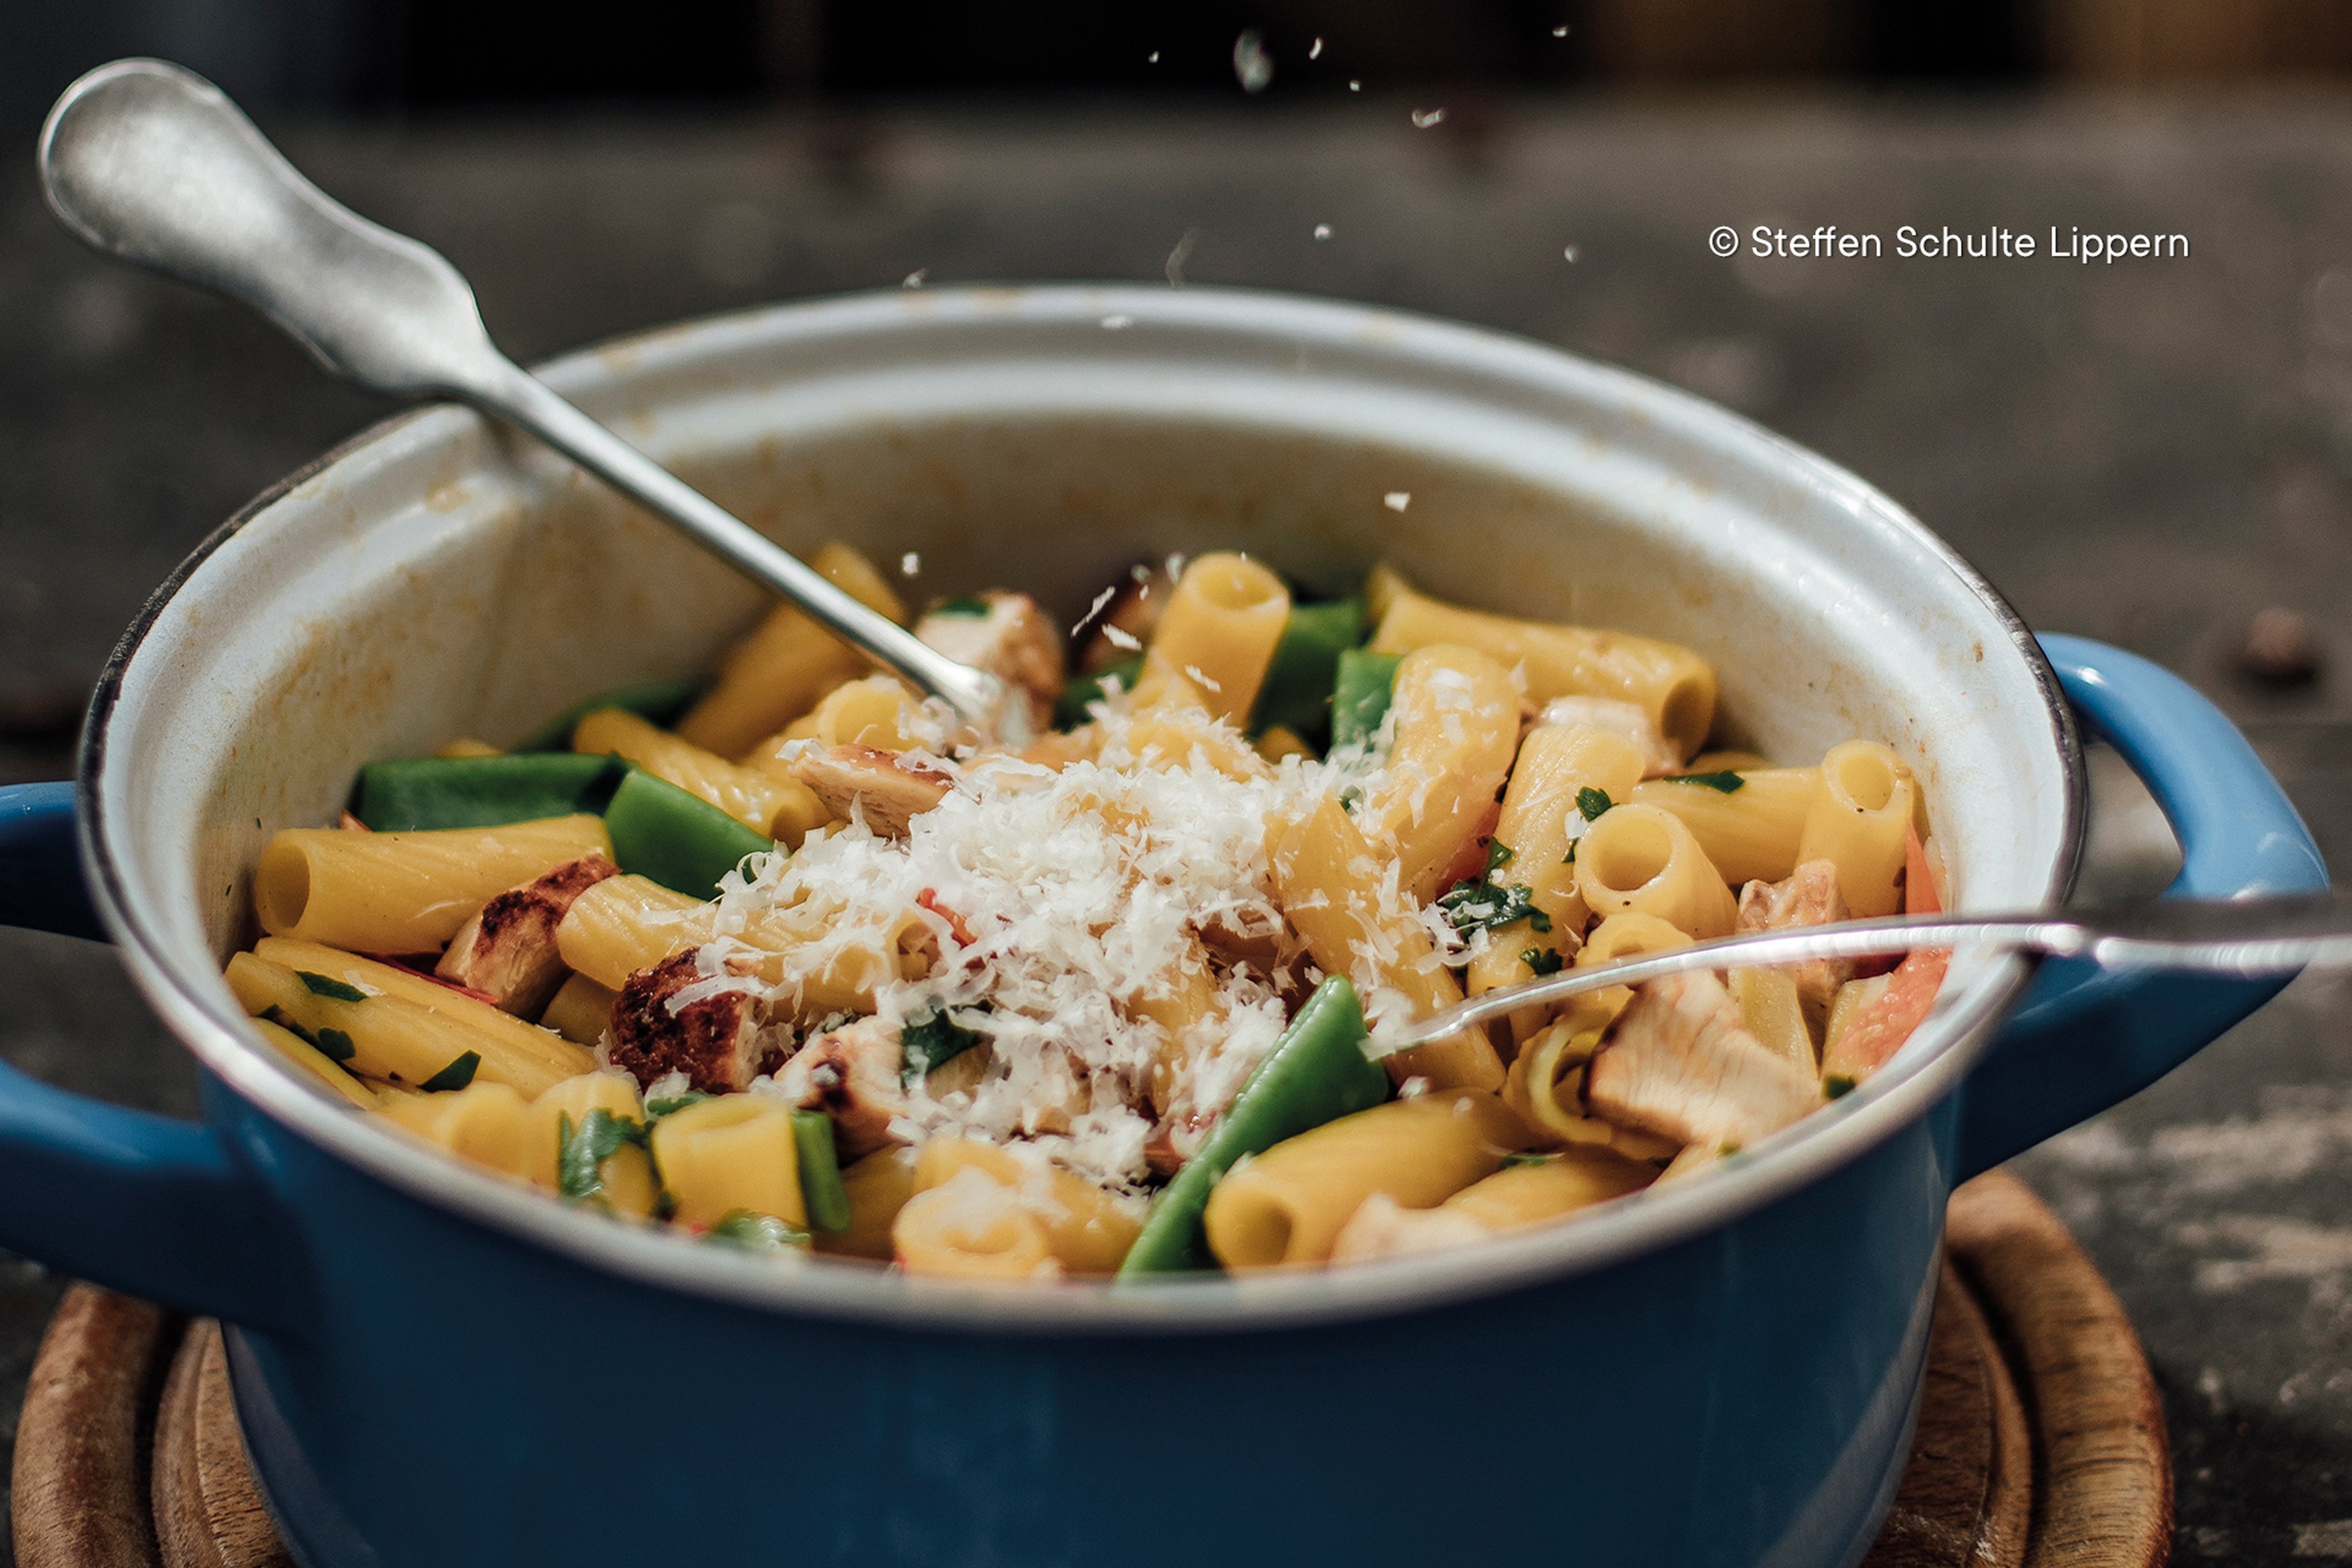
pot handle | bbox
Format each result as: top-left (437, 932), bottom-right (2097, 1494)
top-left (0, 781), bottom-right (309, 1334)
top-left (1955, 635), bottom-right (2329, 1178)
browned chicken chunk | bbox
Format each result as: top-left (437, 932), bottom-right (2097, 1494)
top-left (605, 948), bottom-right (773, 1093)
top-left (434, 854), bottom-right (619, 1016)
top-left (914, 591), bottom-right (1066, 729)
top-left (1585, 971), bottom-right (1820, 1156)
top-left (788, 745), bottom-right (954, 838)
top-left (1736, 858), bottom-right (1853, 1027)
top-left (772, 1016), bottom-right (907, 1161)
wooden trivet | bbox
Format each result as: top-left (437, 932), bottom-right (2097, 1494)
top-left (9, 1170), bottom-right (2168, 1568)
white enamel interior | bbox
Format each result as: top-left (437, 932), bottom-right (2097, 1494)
top-left (81, 286), bottom-right (2078, 1332)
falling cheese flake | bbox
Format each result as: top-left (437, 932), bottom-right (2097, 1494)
top-left (1308, 36), bottom-right (1324, 59)
top-left (1072, 585), bottom-right (1119, 637)
top-left (1101, 314), bottom-right (1134, 331)
top-left (1166, 230), bottom-right (1200, 288)
top-left (1314, 223), bottom-right (1333, 241)
top-left (1233, 30), bottom-right (1273, 92)
top-left (1348, 79), bottom-right (1362, 92)
top-left (1148, 50), bottom-right (1161, 63)
top-left (902, 269), bottom-right (928, 289)
top-left (1563, 245), bottom-right (1580, 263)
top-left (1553, 24), bottom-right (1570, 37)
top-left (901, 552), bottom-right (922, 577)
top-left (1411, 108), bottom-right (1447, 129)
top-left (1384, 491), bottom-right (1412, 511)
top-left (1102, 624), bottom-right (1142, 652)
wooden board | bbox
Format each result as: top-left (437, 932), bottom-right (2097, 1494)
top-left (10, 1169), bottom-right (2170, 1568)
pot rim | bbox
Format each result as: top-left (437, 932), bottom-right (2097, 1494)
top-left (75, 283), bottom-right (2083, 1336)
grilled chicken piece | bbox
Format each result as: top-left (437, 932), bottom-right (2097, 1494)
top-left (434, 854), bottom-right (619, 1016)
top-left (1736, 858), bottom-right (1853, 1030)
top-left (606, 948), bottom-right (772, 1094)
top-left (1074, 564), bottom-right (1175, 674)
top-left (1329, 1193), bottom-right (1493, 1264)
top-left (1585, 971), bottom-right (1820, 1155)
top-left (915, 591), bottom-right (1066, 729)
top-left (787, 745), bottom-right (954, 838)
top-left (1536, 695), bottom-right (1684, 776)
top-left (772, 1016), bottom-right (907, 1162)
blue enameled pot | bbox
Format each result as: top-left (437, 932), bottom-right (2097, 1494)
top-left (0, 287), bottom-right (2324, 1568)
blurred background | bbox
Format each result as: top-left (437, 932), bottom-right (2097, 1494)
top-left (2, 6), bottom-right (2352, 1564)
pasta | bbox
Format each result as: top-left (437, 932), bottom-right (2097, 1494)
top-left (217, 546), bottom-right (1947, 1281)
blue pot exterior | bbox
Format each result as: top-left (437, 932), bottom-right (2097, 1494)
top-left (210, 1072), bottom-right (1955, 1568)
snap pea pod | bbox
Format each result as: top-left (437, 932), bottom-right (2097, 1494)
top-left (601, 769), bottom-right (775, 897)
top-left (350, 753), bottom-right (627, 832)
top-left (512, 677), bottom-right (704, 753)
top-left (1329, 649), bottom-right (1403, 750)
top-left (791, 1110), bottom-right (854, 1233)
top-left (1117, 976), bottom-right (1390, 1278)
top-left (1053, 654), bottom-right (1144, 730)
top-left (1250, 598), bottom-right (1363, 744)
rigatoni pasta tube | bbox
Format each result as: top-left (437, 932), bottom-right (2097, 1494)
top-left (555, 875), bottom-right (713, 990)
top-left (249, 1016), bottom-right (380, 1110)
top-left (1362, 645), bottom-right (1521, 904)
top-left (1795, 741), bottom-right (1915, 917)
top-left (1134, 553), bottom-right (1290, 725)
top-left (1631, 767), bottom-right (1819, 888)
top-left (892, 1167), bottom-right (1055, 1280)
top-left (525, 1072), bottom-right (658, 1217)
top-left (676, 541), bottom-right (908, 758)
top-left (1365, 566), bottom-right (1718, 760)
top-left (1202, 1090), bottom-right (1536, 1270)
top-left (1272, 796), bottom-right (1503, 1093)
top-left (254, 814), bottom-right (610, 954)
top-left (648, 1095), bottom-right (805, 1230)
top-left (1466, 722), bottom-right (1646, 1007)
top-left (816, 1148), bottom-right (919, 1261)
top-left (538, 973), bottom-right (616, 1046)
top-left (913, 1139), bottom-right (1142, 1275)
top-left (573, 707), bottom-right (828, 846)
top-left (1574, 803), bottom-right (1738, 938)
top-left (377, 1081), bottom-right (536, 1178)
top-left (752, 674), bottom-right (922, 765)
top-left (1441, 1149), bottom-right (1655, 1229)
top-left (228, 948), bottom-right (590, 1098)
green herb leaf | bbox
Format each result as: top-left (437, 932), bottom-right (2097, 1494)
top-left (312, 1027), bottom-right (358, 1063)
top-left (1823, 1074), bottom-right (1858, 1101)
top-left (706, 1208), bottom-right (811, 1254)
top-left (644, 1092), bottom-right (713, 1121)
top-left (418, 1051), bottom-right (481, 1092)
top-left (1439, 880), bottom-right (1553, 937)
top-left (295, 970), bottom-right (368, 1003)
top-left (1521, 948), bottom-right (1566, 977)
top-left (1561, 839), bottom-right (1578, 866)
top-left (1501, 1151), bottom-right (1556, 1169)
top-left (901, 1008), bottom-right (985, 1087)
top-left (1662, 771), bottom-right (1745, 793)
top-left (262, 1007), bottom-right (315, 1045)
top-left (1484, 839), bottom-right (1515, 874)
top-left (932, 595), bottom-right (992, 619)
top-left (1576, 786), bottom-right (1614, 822)
top-left (557, 1107), bottom-right (646, 1205)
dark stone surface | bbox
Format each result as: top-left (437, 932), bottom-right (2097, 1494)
top-left (2, 94), bottom-right (2350, 1562)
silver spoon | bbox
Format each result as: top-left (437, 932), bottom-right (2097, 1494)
top-left (1382, 891), bottom-right (2352, 1052)
top-left (37, 58), bottom-right (1007, 729)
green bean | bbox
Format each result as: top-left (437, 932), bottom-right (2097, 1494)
top-left (350, 753), bottom-right (627, 832)
top-left (1053, 654), bottom-right (1144, 730)
top-left (791, 1110), bottom-right (854, 1233)
top-left (1117, 976), bottom-right (1390, 1278)
top-left (1250, 598), bottom-right (1363, 744)
top-left (513, 677), bottom-right (704, 753)
top-left (1329, 649), bottom-right (1403, 750)
top-left (602, 769), bottom-right (775, 897)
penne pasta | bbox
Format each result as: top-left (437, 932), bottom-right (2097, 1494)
top-left (1795, 741), bottom-right (1915, 917)
top-left (249, 1015), bottom-right (381, 1109)
top-left (1574, 803), bottom-right (1739, 938)
top-left (1362, 644), bottom-right (1521, 905)
top-left (1134, 553), bottom-right (1291, 724)
top-left (378, 1081), bottom-right (536, 1178)
top-left (1202, 1090), bottom-right (1537, 1270)
top-left (649, 1094), bottom-right (806, 1231)
top-left (554, 875), bottom-right (714, 990)
top-left (815, 1148), bottom-right (921, 1261)
top-left (750, 674), bottom-right (924, 766)
top-left (913, 1139), bottom-right (1142, 1275)
top-left (1365, 565), bottom-right (1718, 761)
top-left (1440, 1148), bottom-right (1656, 1229)
top-left (573, 707), bottom-right (828, 846)
top-left (1631, 767), bottom-right (1819, 887)
top-left (254, 814), bottom-right (611, 955)
top-left (526, 1072), bottom-right (658, 1218)
top-left (538, 972), bottom-right (617, 1047)
top-left (892, 1167), bottom-right (1055, 1280)
top-left (675, 541), bottom-right (908, 758)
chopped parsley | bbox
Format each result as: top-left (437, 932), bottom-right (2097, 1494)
top-left (901, 1007), bottom-right (985, 1087)
top-left (931, 594), bottom-right (992, 619)
top-left (1484, 839), bottom-right (1515, 874)
top-left (1561, 839), bottom-right (1578, 866)
top-left (1501, 1151), bottom-right (1556, 1169)
top-left (1439, 879), bottom-right (1552, 937)
top-left (417, 1051), bottom-right (480, 1092)
top-left (295, 970), bottom-right (368, 1003)
top-left (706, 1209), bottom-right (811, 1254)
top-left (1576, 786), bottom-right (1615, 822)
top-left (557, 1108), bottom-right (646, 1205)
top-left (1521, 948), bottom-right (1565, 977)
top-left (1823, 1074), bottom-right (1858, 1101)
top-left (312, 1027), bottom-right (358, 1063)
top-left (644, 1092), bottom-right (712, 1120)
top-left (261, 1006), bottom-right (313, 1043)
top-left (1662, 771), bottom-right (1745, 793)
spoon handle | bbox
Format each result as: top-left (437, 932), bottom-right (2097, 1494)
top-left (1385, 891), bottom-right (2352, 1050)
top-left (473, 367), bottom-right (1001, 722)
